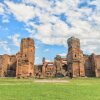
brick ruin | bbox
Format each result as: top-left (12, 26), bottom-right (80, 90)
top-left (16, 38), bottom-right (35, 78)
top-left (0, 37), bottom-right (100, 78)
top-left (0, 54), bottom-right (16, 77)
top-left (0, 38), bottom-right (35, 78)
top-left (67, 37), bottom-right (85, 77)
top-left (36, 37), bottom-right (100, 78)
top-left (41, 56), bottom-right (67, 78)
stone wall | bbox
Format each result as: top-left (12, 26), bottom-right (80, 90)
top-left (42, 61), bottom-right (56, 78)
top-left (0, 37), bottom-right (100, 78)
top-left (42, 56), bottom-right (67, 78)
top-left (16, 38), bottom-right (35, 78)
top-left (94, 55), bottom-right (100, 77)
top-left (0, 55), bottom-right (3, 77)
top-left (84, 55), bottom-right (95, 77)
top-left (0, 55), bottom-right (17, 77)
top-left (67, 37), bottom-right (85, 77)
top-left (0, 38), bottom-right (35, 78)
top-left (34, 65), bottom-right (42, 78)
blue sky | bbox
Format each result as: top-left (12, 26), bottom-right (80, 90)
top-left (0, 0), bottom-right (100, 64)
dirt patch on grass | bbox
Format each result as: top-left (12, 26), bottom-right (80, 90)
top-left (34, 79), bottom-right (69, 83)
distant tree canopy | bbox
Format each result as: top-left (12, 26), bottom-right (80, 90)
top-left (55, 55), bottom-right (61, 61)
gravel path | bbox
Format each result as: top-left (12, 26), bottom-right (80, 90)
top-left (34, 79), bottom-right (69, 83)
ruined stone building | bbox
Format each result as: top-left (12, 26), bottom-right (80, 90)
top-left (40, 37), bottom-right (100, 78)
top-left (16, 38), bottom-right (35, 78)
top-left (0, 38), bottom-right (35, 78)
top-left (67, 37), bottom-right (85, 77)
top-left (67, 37), bottom-right (100, 78)
top-left (0, 54), bottom-right (16, 77)
top-left (0, 37), bottom-right (100, 78)
top-left (36, 55), bottom-right (67, 78)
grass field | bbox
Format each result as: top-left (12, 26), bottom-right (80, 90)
top-left (0, 78), bottom-right (100, 100)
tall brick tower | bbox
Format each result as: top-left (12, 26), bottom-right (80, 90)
top-left (16, 38), bottom-right (35, 78)
top-left (67, 37), bottom-right (85, 77)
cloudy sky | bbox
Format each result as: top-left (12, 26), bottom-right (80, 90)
top-left (0, 0), bottom-right (100, 64)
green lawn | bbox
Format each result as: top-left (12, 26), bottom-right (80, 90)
top-left (0, 78), bottom-right (100, 100)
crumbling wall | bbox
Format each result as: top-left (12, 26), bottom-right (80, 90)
top-left (84, 55), bottom-right (95, 77)
top-left (7, 55), bottom-right (17, 77)
top-left (16, 38), bottom-right (35, 78)
top-left (0, 55), bottom-right (17, 77)
top-left (95, 55), bottom-right (100, 77)
top-left (67, 37), bottom-right (85, 77)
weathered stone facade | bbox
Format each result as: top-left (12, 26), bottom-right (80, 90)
top-left (66, 37), bottom-right (100, 78)
top-left (0, 38), bottom-right (35, 78)
top-left (42, 59), bottom-right (56, 78)
top-left (41, 37), bottom-right (100, 78)
top-left (41, 56), bottom-right (67, 78)
top-left (16, 38), bottom-right (35, 78)
top-left (0, 37), bottom-right (100, 78)
top-left (0, 54), bottom-right (16, 77)
top-left (67, 37), bottom-right (85, 77)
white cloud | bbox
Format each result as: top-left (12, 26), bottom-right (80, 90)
top-left (0, 40), bottom-right (11, 54)
top-left (2, 15), bottom-right (10, 23)
top-left (35, 56), bottom-right (42, 64)
top-left (44, 49), bottom-right (49, 52)
top-left (23, 0), bottom-right (50, 9)
top-left (5, 1), bottom-right (36, 22)
top-left (35, 56), bottom-right (39, 60)
top-left (0, 3), bottom-right (10, 23)
top-left (45, 59), bottom-right (51, 62)
top-left (8, 34), bottom-right (20, 47)
top-left (0, 3), bottom-right (4, 14)
top-left (3, 0), bottom-right (100, 54)
top-left (57, 53), bottom-right (67, 57)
